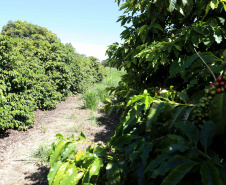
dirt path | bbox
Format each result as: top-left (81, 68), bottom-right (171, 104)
top-left (0, 95), bottom-right (119, 185)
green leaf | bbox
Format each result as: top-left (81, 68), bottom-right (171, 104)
top-left (168, 106), bottom-right (186, 126)
top-left (182, 54), bottom-right (198, 70)
top-left (152, 156), bottom-right (193, 179)
top-left (122, 107), bottom-right (138, 134)
top-left (146, 102), bottom-right (165, 130)
top-left (61, 142), bottom-right (77, 160)
top-left (182, 0), bottom-right (187, 6)
top-left (140, 142), bottom-right (153, 167)
top-left (78, 132), bottom-right (86, 141)
top-left (127, 94), bottom-right (146, 107)
top-left (209, 93), bottom-right (226, 135)
top-left (50, 140), bottom-right (69, 166)
top-left (177, 90), bottom-right (189, 103)
top-left (161, 161), bottom-right (198, 185)
top-left (151, 23), bottom-right (164, 32)
top-left (187, 78), bottom-right (198, 89)
top-left (138, 25), bottom-right (149, 43)
top-left (214, 30), bottom-right (222, 44)
top-left (82, 158), bottom-right (104, 183)
top-left (169, 0), bottom-right (177, 12)
top-left (106, 162), bottom-right (121, 185)
top-left (59, 165), bottom-right (77, 185)
top-left (169, 60), bottom-right (181, 77)
top-left (48, 161), bottom-right (63, 185)
top-left (200, 161), bottom-right (223, 185)
top-left (174, 121), bottom-right (199, 146)
top-left (52, 162), bottom-right (69, 185)
top-left (166, 139), bottom-right (189, 154)
top-left (70, 172), bottom-right (85, 184)
top-left (200, 121), bottom-right (215, 152)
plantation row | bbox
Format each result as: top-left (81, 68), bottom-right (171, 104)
top-left (0, 20), bottom-right (106, 130)
top-left (48, 0), bottom-right (226, 185)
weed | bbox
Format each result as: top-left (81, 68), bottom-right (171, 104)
top-left (66, 112), bottom-right (76, 119)
top-left (82, 67), bottom-right (125, 110)
top-left (31, 141), bottom-right (49, 164)
top-left (40, 122), bottom-right (47, 133)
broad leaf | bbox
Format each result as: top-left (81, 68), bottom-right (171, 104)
top-left (48, 161), bottom-right (63, 185)
top-left (59, 165), bottom-right (77, 185)
top-left (174, 121), bottom-right (199, 146)
top-left (181, 54), bottom-right (198, 70)
top-left (78, 132), bottom-right (86, 141)
top-left (52, 162), bottom-right (69, 185)
top-left (168, 106), bottom-right (186, 126)
top-left (200, 121), bottom-right (215, 152)
top-left (106, 162), bottom-right (121, 185)
top-left (50, 140), bottom-right (69, 166)
top-left (82, 158), bottom-right (104, 183)
top-left (62, 142), bottom-right (77, 160)
top-left (200, 161), bottom-right (223, 185)
top-left (209, 93), bottom-right (226, 135)
top-left (169, 0), bottom-right (177, 12)
top-left (161, 161), bottom-right (198, 185)
top-left (70, 172), bottom-right (85, 184)
top-left (146, 102), bottom-right (165, 130)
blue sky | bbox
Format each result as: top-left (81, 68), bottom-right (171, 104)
top-left (0, 0), bottom-right (124, 60)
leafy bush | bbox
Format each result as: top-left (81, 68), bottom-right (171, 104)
top-left (0, 20), bottom-right (106, 130)
top-left (47, 0), bottom-right (226, 184)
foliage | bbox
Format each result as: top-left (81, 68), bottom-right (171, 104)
top-left (47, 0), bottom-right (226, 184)
top-left (106, 0), bottom-right (226, 97)
top-left (82, 67), bottom-right (125, 111)
top-left (0, 20), bottom-right (106, 130)
top-left (48, 89), bottom-right (226, 184)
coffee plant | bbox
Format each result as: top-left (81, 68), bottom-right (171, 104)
top-left (0, 21), bottom-right (106, 130)
top-left (47, 0), bottom-right (226, 184)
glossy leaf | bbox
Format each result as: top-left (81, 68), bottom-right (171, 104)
top-left (52, 162), bottom-right (69, 185)
top-left (61, 142), bottom-right (77, 160)
top-left (48, 161), bottom-right (63, 185)
top-left (59, 165), bottom-right (77, 185)
top-left (82, 158), bottom-right (104, 183)
top-left (169, 0), bottom-right (177, 12)
top-left (50, 140), bottom-right (69, 166)
top-left (146, 102), bottom-right (165, 130)
top-left (70, 172), bottom-right (85, 184)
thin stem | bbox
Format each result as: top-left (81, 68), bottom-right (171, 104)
top-left (194, 48), bottom-right (217, 81)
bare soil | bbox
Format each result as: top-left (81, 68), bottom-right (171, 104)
top-left (0, 95), bottom-right (119, 185)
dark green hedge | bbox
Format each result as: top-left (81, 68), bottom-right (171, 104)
top-left (0, 20), bottom-right (106, 130)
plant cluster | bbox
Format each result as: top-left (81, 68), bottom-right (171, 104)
top-left (47, 0), bottom-right (226, 184)
top-left (0, 20), bottom-right (106, 130)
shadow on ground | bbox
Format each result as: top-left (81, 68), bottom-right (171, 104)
top-left (93, 109), bottom-right (120, 143)
top-left (24, 165), bottom-right (49, 185)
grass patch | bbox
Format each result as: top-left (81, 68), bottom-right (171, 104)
top-left (82, 67), bottom-right (125, 110)
top-left (31, 141), bottom-right (49, 164)
top-left (66, 112), bottom-right (76, 119)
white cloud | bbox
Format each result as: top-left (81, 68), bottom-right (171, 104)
top-left (65, 42), bottom-right (108, 61)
